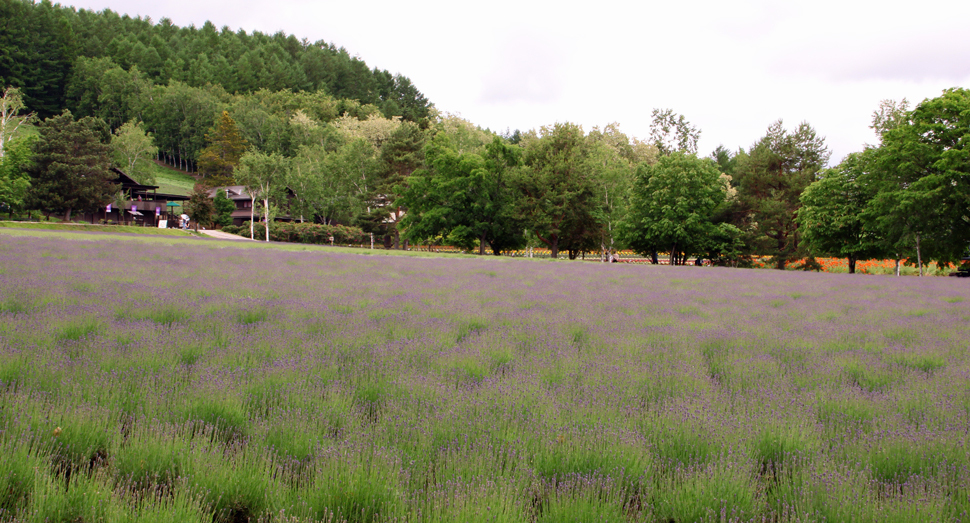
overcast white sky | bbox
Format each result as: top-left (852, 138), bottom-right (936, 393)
top-left (69, 0), bottom-right (970, 164)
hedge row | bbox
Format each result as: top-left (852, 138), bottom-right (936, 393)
top-left (222, 221), bottom-right (368, 245)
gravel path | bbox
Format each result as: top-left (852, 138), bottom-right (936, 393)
top-left (197, 229), bottom-right (252, 241)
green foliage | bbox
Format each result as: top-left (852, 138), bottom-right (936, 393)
top-left (110, 120), bottom-right (158, 184)
top-left (0, 135), bottom-right (34, 214)
top-left (733, 120), bottom-right (830, 269)
top-left (114, 429), bottom-right (188, 489)
top-left (0, 3), bottom-right (74, 118)
top-left (304, 460), bottom-right (404, 523)
top-left (649, 108), bottom-right (701, 155)
top-left (653, 466), bottom-right (758, 523)
top-left (620, 152), bottom-right (731, 264)
top-left (236, 149), bottom-right (289, 241)
top-left (0, 440), bottom-right (38, 519)
top-left (400, 134), bottom-right (525, 255)
top-left (183, 398), bottom-right (249, 443)
top-left (751, 424), bottom-right (817, 470)
top-left (359, 121), bottom-right (426, 249)
top-left (226, 220), bottom-right (367, 245)
top-left (26, 111), bottom-right (117, 221)
top-left (455, 318), bottom-right (488, 343)
top-left (211, 190), bottom-right (234, 228)
top-left (515, 123), bottom-right (605, 259)
top-left (798, 150), bottom-right (889, 272)
top-left (864, 88), bottom-right (970, 265)
top-left (197, 111), bottom-right (247, 186)
top-left (183, 185), bottom-right (216, 230)
top-left (55, 317), bottom-right (103, 342)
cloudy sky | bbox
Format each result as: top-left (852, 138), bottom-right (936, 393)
top-left (69, 0), bottom-right (970, 163)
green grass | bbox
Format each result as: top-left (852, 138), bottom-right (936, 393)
top-left (0, 220), bottom-right (194, 236)
top-left (144, 160), bottom-right (198, 196)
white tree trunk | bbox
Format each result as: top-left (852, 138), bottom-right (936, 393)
top-left (264, 196), bottom-right (270, 242)
top-left (916, 234), bottom-right (923, 276)
top-left (249, 195), bottom-right (255, 240)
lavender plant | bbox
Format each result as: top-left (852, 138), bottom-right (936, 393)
top-left (0, 231), bottom-right (968, 521)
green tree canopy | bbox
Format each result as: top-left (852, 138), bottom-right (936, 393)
top-left (620, 152), bottom-right (732, 265)
top-left (184, 184), bottom-right (216, 231)
top-left (515, 122), bottom-right (605, 259)
top-left (733, 120), bottom-right (830, 269)
top-left (198, 111), bottom-right (248, 185)
top-left (236, 149), bottom-right (288, 241)
top-left (26, 111), bottom-right (116, 221)
top-left (399, 134), bottom-right (525, 255)
top-left (865, 88), bottom-right (970, 268)
top-left (110, 119), bottom-right (158, 184)
top-left (0, 134), bottom-right (33, 214)
top-left (797, 150), bottom-right (889, 273)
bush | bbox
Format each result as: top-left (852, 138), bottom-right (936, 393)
top-left (237, 221), bottom-right (367, 245)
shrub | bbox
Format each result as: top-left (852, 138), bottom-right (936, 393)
top-left (238, 220), bottom-right (367, 245)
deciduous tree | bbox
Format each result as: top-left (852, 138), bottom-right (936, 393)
top-left (110, 120), bottom-right (158, 184)
top-left (620, 152), bottom-right (732, 265)
top-left (864, 88), bottom-right (970, 271)
top-left (0, 86), bottom-right (32, 159)
top-left (236, 149), bottom-right (288, 241)
top-left (798, 151), bottom-right (888, 273)
top-left (515, 122), bottom-right (604, 259)
top-left (0, 135), bottom-right (33, 215)
top-left (399, 134), bottom-right (525, 255)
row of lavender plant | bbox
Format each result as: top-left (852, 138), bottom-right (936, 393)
top-left (0, 232), bottom-right (968, 522)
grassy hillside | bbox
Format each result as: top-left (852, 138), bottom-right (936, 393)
top-left (144, 161), bottom-right (198, 196)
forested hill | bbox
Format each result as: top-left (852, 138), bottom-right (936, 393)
top-left (0, 0), bottom-right (432, 122)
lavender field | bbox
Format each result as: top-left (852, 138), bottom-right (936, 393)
top-left (1, 232), bottom-right (969, 523)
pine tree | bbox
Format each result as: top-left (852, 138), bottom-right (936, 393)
top-left (197, 111), bottom-right (248, 186)
top-left (26, 111), bottom-right (116, 221)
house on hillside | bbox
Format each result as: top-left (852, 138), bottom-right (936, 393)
top-left (207, 186), bottom-right (294, 227)
top-left (78, 168), bottom-right (190, 226)
top-left (207, 186), bottom-right (253, 227)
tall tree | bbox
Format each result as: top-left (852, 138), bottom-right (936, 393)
top-left (0, 86), bottom-right (32, 159)
top-left (198, 111), bottom-right (248, 185)
top-left (361, 121), bottom-right (425, 249)
top-left (184, 184), bottom-right (216, 231)
top-left (235, 149), bottom-right (288, 241)
top-left (0, 134), bottom-right (33, 215)
top-left (733, 120), bottom-right (830, 269)
top-left (620, 152), bottom-right (733, 265)
top-left (797, 151), bottom-right (888, 273)
top-left (399, 134), bottom-right (525, 255)
top-left (26, 111), bottom-right (116, 221)
top-left (864, 88), bottom-right (970, 270)
top-left (515, 122), bottom-right (604, 259)
top-left (110, 120), bottom-right (158, 184)
top-left (649, 109), bottom-right (700, 156)
top-left (587, 123), bottom-right (639, 258)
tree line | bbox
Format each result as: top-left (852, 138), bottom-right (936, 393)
top-left (3, 82), bottom-right (969, 273)
top-left (0, 1), bottom-right (967, 271)
top-left (0, 0), bottom-right (431, 170)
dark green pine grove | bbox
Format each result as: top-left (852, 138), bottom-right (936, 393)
top-left (0, 0), bottom-right (431, 122)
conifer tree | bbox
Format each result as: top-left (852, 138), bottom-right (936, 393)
top-left (198, 111), bottom-right (248, 186)
top-left (26, 111), bottom-right (116, 221)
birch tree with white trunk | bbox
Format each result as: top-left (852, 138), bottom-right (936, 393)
top-left (0, 87), bottom-right (32, 158)
top-left (236, 150), bottom-right (288, 242)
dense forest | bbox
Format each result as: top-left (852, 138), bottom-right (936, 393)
top-left (1, 0), bottom-right (968, 273)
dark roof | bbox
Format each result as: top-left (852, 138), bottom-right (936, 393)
top-left (111, 167), bottom-right (159, 191)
